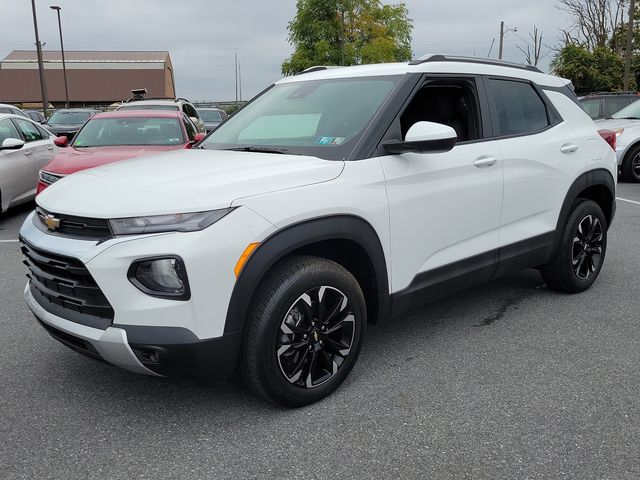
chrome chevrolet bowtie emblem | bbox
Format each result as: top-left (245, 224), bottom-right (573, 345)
top-left (313, 331), bottom-right (320, 342)
top-left (44, 214), bottom-right (61, 231)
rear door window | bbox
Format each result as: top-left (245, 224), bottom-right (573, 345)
top-left (487, 78), bottom-right (550, 137)
top-left (602, 97), bottom-right (635, 117)
top-left (13, 118), bottom-right (44, 142)
top-left (580, 99), bottom-right (601, 119)
top-left (0, 118), bottom-right (21, 144)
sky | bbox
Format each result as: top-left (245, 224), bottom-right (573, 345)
top-left (0, 0), bottom-right (574, 102)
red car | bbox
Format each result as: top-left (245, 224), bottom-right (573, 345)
top-left (37, 110), bottom-right (205, 193)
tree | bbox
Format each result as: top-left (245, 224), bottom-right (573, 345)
top-left (558, 0), bottom-right (627, 51)
top-left (551, 44), bottom-right (626, 92)
top-left (516, 26), bottom-right (544, 66)
top-left (281, 0), bottom-right (413, 75)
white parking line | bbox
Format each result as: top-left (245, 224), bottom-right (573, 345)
top-left (617, 197), bottom-right (640, 206)
top-left (0, 239), bottom-right (19, 243)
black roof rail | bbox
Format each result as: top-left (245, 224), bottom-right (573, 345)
top-left (410, 54), bottom-right (543, 73)
top-left (298, 65), bottom-right (340, 75)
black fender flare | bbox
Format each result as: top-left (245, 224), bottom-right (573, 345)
top-left (554, 168), bottom-right (616, 246)
top-left (223, 214), bottom-right (390, 335)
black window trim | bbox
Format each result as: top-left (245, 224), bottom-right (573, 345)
top-left (372, 72), bottom-right (496, 158)
top-left (482, 75), bottom-right (563, 141)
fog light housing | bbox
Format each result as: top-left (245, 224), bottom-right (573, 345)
top-left (128, 256), bottom-right (190, 300)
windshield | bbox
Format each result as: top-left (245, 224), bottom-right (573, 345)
top-left (200, 76), bottom-right (400, 160)
top-left (611, 99), bottom-right (640, 119)
top-left (118, 104), bottom-right (180, 112)
top-left (72, 117), bottom-right (185, 147)
top-left (48, 111), bottom-right (93, 125)
top-left (199, 109), bottom-right (223, 122)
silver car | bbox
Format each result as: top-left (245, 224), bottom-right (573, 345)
top-left (596, 100), bottom-right (640, 182)
top-left (0, 114), bottom-right (57, 213)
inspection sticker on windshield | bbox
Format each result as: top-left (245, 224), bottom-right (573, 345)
top-left (316, 136), bottom-right (345, 145)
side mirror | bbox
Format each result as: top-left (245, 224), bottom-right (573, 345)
top-left (383, 121), bottom-right (457, 154)
top-left (193, 133), bottom-right (206, 143)
top-left (0, 138), bottom-right (25, 150)
top-left (53, 136), bottom-right (68, 147)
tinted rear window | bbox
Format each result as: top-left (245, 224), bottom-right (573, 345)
top-left (488, 79), bottom-right (549, 136)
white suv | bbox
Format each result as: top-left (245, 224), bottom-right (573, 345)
top-left (20, 55), bottom-right (617, 406)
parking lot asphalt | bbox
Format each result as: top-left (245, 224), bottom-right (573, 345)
top-left (1, 184), bottom-right (639, 480)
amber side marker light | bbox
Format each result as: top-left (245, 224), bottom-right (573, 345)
top-left (234, 243), bottom-right (260, 278)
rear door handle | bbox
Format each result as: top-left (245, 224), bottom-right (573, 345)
top-left (473, 156), bottom-right (497, 168)
top-left (47, 145), bottom-right (54, 151)
top-left (23, 150), bottom-right (32, 156)
top-left (560, 143), bottom-right (579, 154)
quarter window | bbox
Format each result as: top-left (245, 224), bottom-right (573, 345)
top-left (488, 79), bottom-right (550, 136)
top-left (14, 118), bottom-right (44, 142)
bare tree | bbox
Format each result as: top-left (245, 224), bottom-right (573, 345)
top-left (558, 0), bottom-right (627, 50)
top-left (517, 26), bottom-right (544, 65)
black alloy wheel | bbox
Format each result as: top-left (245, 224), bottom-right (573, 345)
top-left (571, 214), bottom-right (604, 280)
top-left (242, 255), bottom-right (366, 407)
top-left (276, 286), bottom-right (355, 388)
top-left (622, 146), bottom-right (640, 182)
top-left (541, 200), bottom-right (607, 293)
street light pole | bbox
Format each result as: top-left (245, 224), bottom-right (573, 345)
top-left (30, 0), bottom-right (49, 118)
top-left (50, 5), bottom-right (69, 108)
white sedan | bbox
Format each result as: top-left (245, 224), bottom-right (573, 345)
top-left (596, 100), bottom-right (640, 182)
top-left (0, 113), bottom-right (57, 213)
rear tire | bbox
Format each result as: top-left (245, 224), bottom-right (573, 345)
top-left (540, 200), bottom-right (607, 293)
top-left (621, 145), bottom-right (640, 182)
top-left (241, 255), bottom-right (366, 407)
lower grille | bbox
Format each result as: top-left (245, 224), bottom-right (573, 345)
top-left (37, 318), bottom-right (104, 361)
top-left (20, 238), bottom-right (114, 330)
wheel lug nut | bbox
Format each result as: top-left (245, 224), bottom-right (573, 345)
top-left (311, 321), bottom-right (316, 327)
top-left (303, 334), bottom-right (308, 340)
top-left (308, 345), bottom-right (313, 350)
top-left (319, 340), bottom-right (323, 346)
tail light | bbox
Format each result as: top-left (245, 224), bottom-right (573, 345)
top-left (597, 129), bottom-right (616, 150)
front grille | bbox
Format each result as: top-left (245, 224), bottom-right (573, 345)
top-left (21, 239), bottom-right (114, 330)
top-left (36, 207), bottom-right (112, 240)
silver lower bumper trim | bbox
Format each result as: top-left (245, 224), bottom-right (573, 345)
top-left (24, 283), bottom-right (159, 376)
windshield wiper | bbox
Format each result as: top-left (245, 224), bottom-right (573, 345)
top-left (614, 116), bottom-right (640, 120)
top-left (221, 146), bottom-right (290, 154)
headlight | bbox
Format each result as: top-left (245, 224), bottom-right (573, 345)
top-left (109, 208), bottom-right (234, 235)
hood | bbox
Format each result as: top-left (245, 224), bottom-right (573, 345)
top-left (594, 118), bottom-right (640, 130)
top-left (37, 149), bottom-right (344, 218)
top-left (43, 145), bottom-right (184, 175)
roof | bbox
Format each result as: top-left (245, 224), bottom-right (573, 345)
top-left (121, 99), bottom-right (179, 105)
top-left (92, 110), bottom-right (184, 119)
top-left (2, 50), bottom-right (170, 63)
top-left (278, 55), bottom-right (569, 89)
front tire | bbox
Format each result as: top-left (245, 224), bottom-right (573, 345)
top-left (242, 255), bottom-right (366, 407)
top-left (541, 200), bottom-right (607, 293)
top-left (622, 145), bottom-right (640, 182)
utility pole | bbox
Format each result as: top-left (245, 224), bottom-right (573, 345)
top-left (234, 51), bottom-right (238, 104)
top-left (624, 0), bottom-right (636, 91)
top-left (238, 61), bottom-right (242, 102)
top-left (498, 21), bottom-right (505, 59)
top-left (51, 6), bottom-right (69, 108)
top-left (31, 0), bottom-right (49, 118)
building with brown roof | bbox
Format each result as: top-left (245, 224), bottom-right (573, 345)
top-left (0, 50), bottom-right (175, 108)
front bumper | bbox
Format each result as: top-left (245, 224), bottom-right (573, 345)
top-left (26, 283), bottom-right (242, 377)
top-left (19, 206), bottom-right (276, 378)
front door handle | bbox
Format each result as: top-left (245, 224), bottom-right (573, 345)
top-left (47, 145), bottom-right (54, 151)
top-left (473, 156), bottom-right (497, 168)
top-left (23, 150), bottom-right (32, 156)
top-left (560, 143), bottom-right (579, 154)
